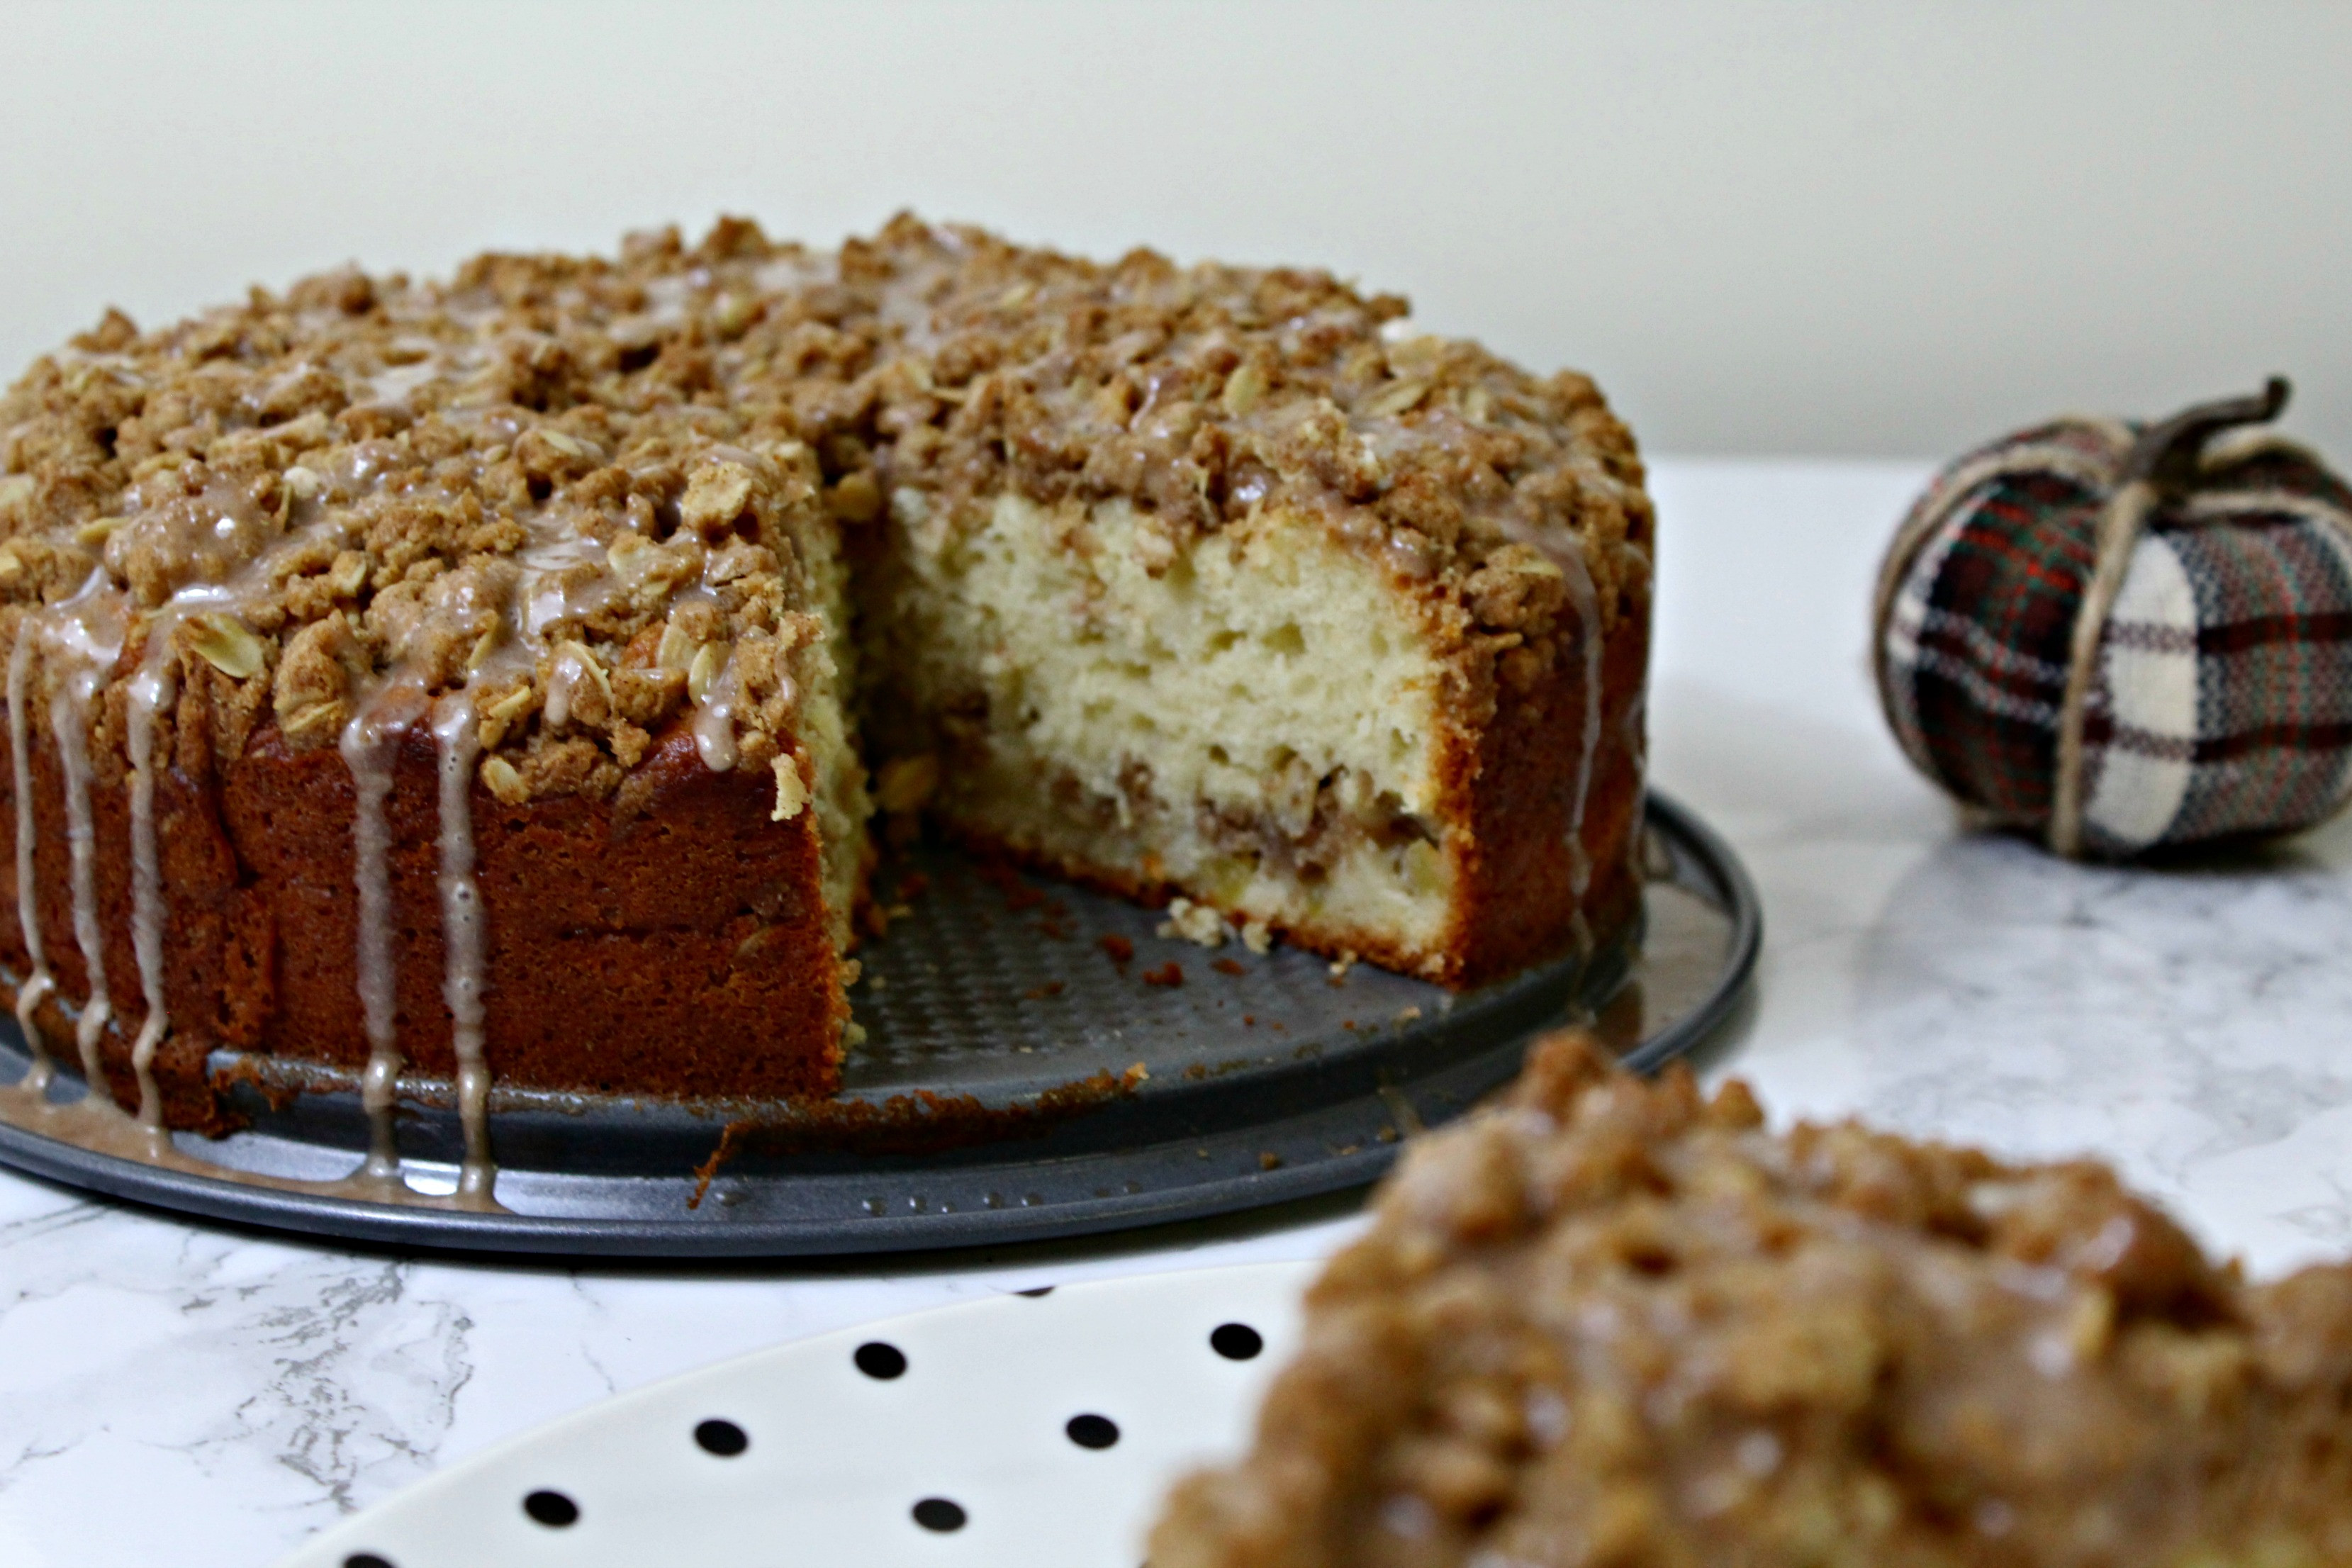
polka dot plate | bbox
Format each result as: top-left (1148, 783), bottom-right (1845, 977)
top-left (273, 1260), bottom-right (1316, 1568)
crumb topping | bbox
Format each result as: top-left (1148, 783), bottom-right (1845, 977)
top-left (0, 215), bottom-right (1650, 800)
top-left (0, 230), bottom-right (842, 801)
top-left (1151, 1034), bottom-right (2352, 1567)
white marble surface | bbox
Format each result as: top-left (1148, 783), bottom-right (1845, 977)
top-left (10, 457), bottom-right (2352, 1567)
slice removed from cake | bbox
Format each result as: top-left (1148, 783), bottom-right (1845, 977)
top-left (1150, 1034), bottom-right (2352, 1567)
top-left (847, 219), bottom-right (1652, 987)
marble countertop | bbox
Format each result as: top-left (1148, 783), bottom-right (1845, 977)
top-left (10, 457), bottom-right (2352, 1568)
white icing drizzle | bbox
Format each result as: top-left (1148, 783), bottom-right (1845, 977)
top-left (116, 587), bottom-right (237, 1128)
top-left (362, 356), bottom-right (439, 408)
top-left (430, 691), bottom-right (495, 1207)
top-left (751, 250), bottom-right (841, 300)
top-left (693, 648), bottom-right (741, 772)
top-left (0, 510), bottom-right (515, 1214)
top-left (543, 642), bottom-right (588, 728)
top-left (44, 577), bottom-right (127, 1112)
top-left (340, 683), bottom-right (415, 1186)
top-left (124, 644), bottom-right (176, 1130)
top-left (52, 676), bottom-right (112, 1091)
top-left (0, 634), bottom-right (501, 1210)
top-left (7, 628), bottom-right (54, 1093)
top-left (520, 532), bottom-right (614, 639)
top-left (1552, 530), bottom-right (1605, 896)
top-left (638, 272), bottom-right (698, 328)
top-left (1620, 685), bottom-right (1650, 884)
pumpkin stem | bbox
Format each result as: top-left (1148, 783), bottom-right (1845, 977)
top-left (2123, 376), bottom-right (2291, 493)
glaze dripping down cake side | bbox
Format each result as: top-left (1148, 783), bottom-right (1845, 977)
top-left (0, 215), bottom-right (1654, 1185)
top-left (1149, 1034), bottom-right (2352, 1568)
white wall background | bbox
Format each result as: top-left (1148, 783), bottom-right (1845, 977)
top-left (1, 0), bottom-right (2345, 460)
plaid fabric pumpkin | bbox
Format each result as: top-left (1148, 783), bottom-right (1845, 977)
top-left (1874, 384), bottom-right (2352, 858)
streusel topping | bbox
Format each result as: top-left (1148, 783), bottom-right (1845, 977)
top-left (788, 215), bottom-right (1653, 646)
top-left (0, 215), bottom-right (1649, 802)
top-left (1151, 1034), bottom-right (2352, 1567)
top-left (0, 229), bottom-right (851, 807)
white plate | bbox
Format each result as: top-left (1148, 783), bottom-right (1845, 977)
top-left (275, 1260), bottom-right (1316, 1568)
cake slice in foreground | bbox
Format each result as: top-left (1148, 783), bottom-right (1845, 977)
top-left (1150, 1034), bottom-right (2352, 1567)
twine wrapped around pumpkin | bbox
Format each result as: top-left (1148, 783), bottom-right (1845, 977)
top-left (1873, 379), bottom-right (2352, 858)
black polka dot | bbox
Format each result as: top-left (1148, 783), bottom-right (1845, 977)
top-left (912, 1496), bottom-right (968, 1532)
top-left (1065, 1413), bottom-right (1120, 1449)
top-left (856, 1340), bottom-right (908, 1379)
top-left (1211, 1322), bottom-right (1263, 1360)
top-left (524, 1489), bottom-right (579, 1527)
top-left (695, 1418), bottom-right (749, 1456)
top-left (343, 1555), bottom-right (396, 1568)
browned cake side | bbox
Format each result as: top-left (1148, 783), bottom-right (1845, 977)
top-left (895, 520), bottom-right (1650, 990)
top-left (0, 710), bottom-right (844, 1124)
top-left (1441, 600), bottom-right (1647, 987)
top-left (1150, 1035), bottom-right (2352, 1568)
